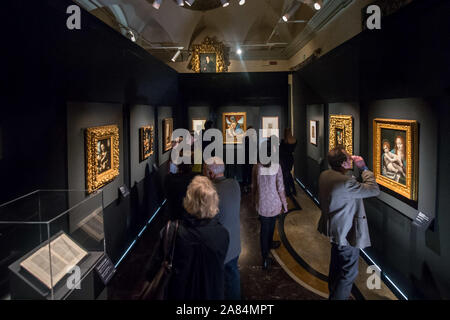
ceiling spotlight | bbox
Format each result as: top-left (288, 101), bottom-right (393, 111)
top-left (282, 2), bottom-right (301, 22)
top-left (176, 0), bottom-right (184, 6)
top-left (220, 0), bottom-right (229, 7)
top-left (171, 50), bottom-right (181, 62)
top-left (314, 2), bottom-right (321, 10)
top-left (239, 0), bottom-right (246, 5)
top-left (152, 0), bottom-right (163, 9)
top-left (236, 48), bottom-right (242, 55)
top-left (185, 0), bottom-right (195, 6)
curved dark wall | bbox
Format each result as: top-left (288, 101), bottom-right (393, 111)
top-left (292, 0), bottom-right (450, 299)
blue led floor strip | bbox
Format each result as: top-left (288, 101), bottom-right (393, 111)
top-left (114, 199), bottom-right (167, 269)
top-left (295, 177), bottom-right (408, 300)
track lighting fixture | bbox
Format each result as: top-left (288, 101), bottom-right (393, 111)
top-left (236, 48), bottom-right (242, 55)
top-left (185, 0), bottom-right (195, 6)
top-left (171, 49), bottom-right (181, 62)
top-left (152, 0), bottom-right (163, 10)
top-left (282, 2), bottom-right (301, 22)
top-left (239, 0), bottom-right (246, 5)
top-left (314, 2), bottom-right (321, 10)
top-left (176, 0), bottom-right (184, 6)
top-left (220, 0), bottom-right (229, 8)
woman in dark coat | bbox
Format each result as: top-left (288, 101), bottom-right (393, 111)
top-left (147, 176), bottom-right (229, 300)
top-left (279, 128), bottom-right (297, 197)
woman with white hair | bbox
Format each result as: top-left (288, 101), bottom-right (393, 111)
top-left (146, 176), bottom-right (229, 300)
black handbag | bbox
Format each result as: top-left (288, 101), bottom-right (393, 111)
top-left (139, 220), bottom-right (179, 300)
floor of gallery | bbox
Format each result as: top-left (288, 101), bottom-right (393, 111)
top-left (107, 180), bottom-right (397, 300)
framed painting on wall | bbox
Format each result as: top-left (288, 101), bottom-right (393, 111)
top-left (329, 115), bottom-right (353, 155)
top-left (373, 118), bottom-right (418, 201)
top-left (192, 119), bottom-right (206, 135)
top-left (262, 117), bottom-right (279, 138)
top-left (222, 112), bottom-right (246, 144)
top-left (85, 125), bottom-right (119, 194)
top-left (200, 53), bottom-right (216, 73)
top-left (310, 120), bottom-right (318, 146)
top-left (162, 118), bottom-right (173, 153)
top-left (139, 125), bottom-right (154, 162)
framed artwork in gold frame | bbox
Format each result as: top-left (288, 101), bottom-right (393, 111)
top-left (188, 37), bottom-right (230, 73)
top-left (329, 115), bottom-right (353, 155)
top-left (85, 125), bottom-right (119, 194)
top-left (222, 112), bottom-right (246, 144)
top-left (373, 118), bottom-right (418, 201)
top-left (139, 125), bottom-right (154, 162)
top-left (162, 118), bottom-right (173, 153)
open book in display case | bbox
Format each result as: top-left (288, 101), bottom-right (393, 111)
top-left (0, 190), bottom-right (106, 300)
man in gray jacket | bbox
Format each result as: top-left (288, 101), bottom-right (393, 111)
top-left (204, 157), bottom-right (241, 300)
top-left (318, 146), bottom-right (380, 300)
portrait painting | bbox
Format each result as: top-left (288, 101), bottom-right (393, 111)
top-left (200, 53), bottom-right (217, 73)
top-left (139, 125), bottom-right (154, 162)
top-left (310, 120), bottom-right (318, 146)
top-left (262, 117), bottom-right (279, 138)
top-left (222, 112), bottom-right (246, 144)
top-left (329, 115), bottom-right (353, 156)
top-left (192, 119), bottom-right (206, 135)
top-left (163, 118), bottom-right (173, 153)
top-left (373, 118), bottom-right (418, 201)
top-left (85, 125), bottom-right (119, 194)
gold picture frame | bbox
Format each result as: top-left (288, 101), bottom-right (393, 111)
top-left (139, 125), bottom-right (154, 162)
top-left (329, 115), bottom-right (353, 155)
top-left (222, 112), bottom-right (246, 144)
top-left (163, 118), bottom-right (173, 153)
top-left (85, 125), bottom-right (119, 194)
top-left (188, 37), bottom-right (230, 73)
top-left (373, 118), bottom-right (418, 200)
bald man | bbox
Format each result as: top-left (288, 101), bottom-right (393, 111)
top-left (204, 157), bottom-right (241, 300)
top-left (318, 146), bottom-right (380, 300)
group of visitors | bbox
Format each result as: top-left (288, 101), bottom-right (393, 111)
top-left (146, 122), bottom-right (380, 301)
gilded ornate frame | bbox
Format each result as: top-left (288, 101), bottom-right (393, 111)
top-left (139, 125), bottom-right (154, 162)
top-left (222, 112), bottom-right (247, 144)
top-left (373, 118), bottom-right (418, 200)
top-left (329, 115), bottom-right (353, 155)
top-left (163, 118), bottom-right (173, 153)
top-left (189, 37), bottom-right (229, 73)
top-left (85, 125), bottom-right (119, 194)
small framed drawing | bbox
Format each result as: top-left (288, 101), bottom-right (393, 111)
top-left (262, 117), bottom-right (279, 138)
top-left (162, 118), bottom-right (173, 153)
top-left (85, 125), bottom-right (120, 194)
top-left (373, 118), bottom-right (418, 201)
top-left (192, 119), bottom-right (206, 135)
top-left (310, 120), bottom-right (318, 146)
top-left (139, 125), bottom-right (154, 162)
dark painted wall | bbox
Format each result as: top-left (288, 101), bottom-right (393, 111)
top-left (179, 72), bottom-right (289, 180)
top-left (1, 0), bottom-right (177, 272)
top-left (292, 0), bottom-right (450, 298)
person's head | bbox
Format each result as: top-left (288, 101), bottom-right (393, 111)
top-left (100, 143), bottom-right (105, 152)
top-left (382, 140), bottom-right (391, 153)
top-left (203, 157), bottom-right (225, 180)
top-left (206, 56), bottom-right (210, 63)
top-left (183, 176), bottom-right (219, 220)
top-left (328, 145), bottom-right (352, 171)
top-left (394, 135), bottom-right (405, 154)
top-left (205, 120), bottom-right (213, 130)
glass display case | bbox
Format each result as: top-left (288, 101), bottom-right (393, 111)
top-left (0, 190), bottom-right (105, 300)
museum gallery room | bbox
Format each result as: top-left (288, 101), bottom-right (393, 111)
top-left (1, 0), bottom-right (449, 302)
